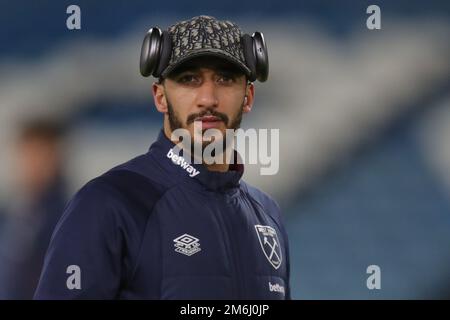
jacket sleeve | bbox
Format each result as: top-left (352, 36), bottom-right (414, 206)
top-left (273, 199), bottom-right (292, 300)
top-left (34, 180), bottom-right (124, 299)
top-left (265, 195), bottom-right (292, 300)
top-left (283, 227), bottom-right (292, 300)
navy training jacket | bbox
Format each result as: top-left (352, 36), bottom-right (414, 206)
top-left (34, 130), bottom-right (291, 299)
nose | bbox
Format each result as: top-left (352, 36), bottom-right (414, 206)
top-left (195, 79), bottom-right (219, 109)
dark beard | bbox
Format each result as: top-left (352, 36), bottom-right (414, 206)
top-left (167, 100), bottom-right (184, 133)
top-left (167, 99), bottom-right (243, 134)
top-left (166, 99), bottom-right (244, 160)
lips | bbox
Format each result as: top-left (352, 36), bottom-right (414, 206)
top-left (195, 115), bottom-right (222, 122)
top-left (194, 115), bottom-right (223, 129)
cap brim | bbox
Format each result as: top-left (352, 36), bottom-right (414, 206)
top-left (160, 48), bottom-right (251, 79)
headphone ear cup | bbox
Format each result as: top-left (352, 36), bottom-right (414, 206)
top-left (242, 34), bottom-right (257, 82)
top-left (252, 32), bottom-right (269, 82)
top-left (140, 27), bottom-right (162, 77)
top-left (153, 30), bottom-right (172, 78)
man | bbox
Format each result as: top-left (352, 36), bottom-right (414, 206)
top-left (34, 15), bottom-right (290, 299)
top-left (0, 119), bottom-right (67, 299)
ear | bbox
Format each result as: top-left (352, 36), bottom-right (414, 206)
top-left (242, 82), bottom-right (255, 114)
top-left (152, 82), bottom-right (168, 113)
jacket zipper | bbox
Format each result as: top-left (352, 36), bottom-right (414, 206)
top-left (216, 194), bottom-right (244, 299)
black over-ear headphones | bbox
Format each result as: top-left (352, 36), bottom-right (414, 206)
top-left (140, 27), bottom-right (269, 82)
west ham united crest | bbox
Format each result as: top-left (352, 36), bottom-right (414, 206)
top-left (254, 225), bottom-right (282, 269)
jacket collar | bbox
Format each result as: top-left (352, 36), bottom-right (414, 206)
top-left (148, 129), bottom-right (244, 192)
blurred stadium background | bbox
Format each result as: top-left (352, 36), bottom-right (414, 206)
top-left (0, 0), bottom-right (449, 299)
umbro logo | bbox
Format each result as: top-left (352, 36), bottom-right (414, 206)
top-left (173, 234), bottom-right (202, 256)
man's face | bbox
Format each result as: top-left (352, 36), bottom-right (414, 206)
top-left (153, 56), bottom-right (254, 149)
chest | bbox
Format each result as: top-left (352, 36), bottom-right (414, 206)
top-left (124, 188), bottom-right (288, 299)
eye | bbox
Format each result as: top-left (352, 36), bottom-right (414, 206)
top-left (177, 74), bottom-right (199, 84)
top-left (217, 73), bottom-right (236, 84)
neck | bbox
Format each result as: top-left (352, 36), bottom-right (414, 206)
top-left (163, 126), bottom-right (232, 173)
top-left (204, 160), bottom-right (230, 172)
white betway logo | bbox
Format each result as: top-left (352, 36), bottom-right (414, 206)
top-left (269, 282), bottom-right (285, 295)
top-left (167, 148), bottom-right (200, 178)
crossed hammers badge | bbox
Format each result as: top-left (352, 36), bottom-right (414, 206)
top-left (255, 225), bottom-right (283, 269)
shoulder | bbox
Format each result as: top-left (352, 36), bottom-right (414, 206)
top-left (240, 181), bottom-right (282, 219)
top-left (87, 151), bottom-right (174, 204)
top-left (56, 175), bottom-right (125, 233)
top-left (61, 155), bottom-right (170, 228)
top-left (108, 152), bottom-right (178, 190)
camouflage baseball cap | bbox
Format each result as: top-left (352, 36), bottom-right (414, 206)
top-left (161, 15), bottom-right (251, 78)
